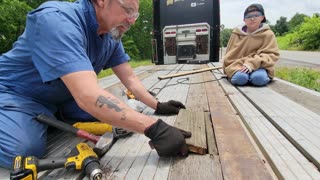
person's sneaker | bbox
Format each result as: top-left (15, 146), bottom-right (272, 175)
top-left (112, 127), bottom-right (133, 139)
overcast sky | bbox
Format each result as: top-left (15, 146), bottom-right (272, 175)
top-left (220, 0), bottom-right (320, 28)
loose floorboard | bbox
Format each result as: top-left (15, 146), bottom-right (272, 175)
top-left (174, 109), bottom-right (207, 155)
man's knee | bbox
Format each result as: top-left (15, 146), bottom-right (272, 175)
top-left (0, 113), bottom-right (47, 159)
top-left (0, 94), bottom-right (50, 168)
top-left (0, 132), bottom-right (46, 168)
top-left (16, 132), bottom-right (47, 157)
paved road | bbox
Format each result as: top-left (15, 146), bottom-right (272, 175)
top-left (277, 50), bottom-right (320, 68)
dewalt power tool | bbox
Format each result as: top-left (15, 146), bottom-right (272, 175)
top-left (124, 89), bottom-right (157, 100)
top-left (72, 121), bottom-right (133, 139)
top-left (10, 143), bottom-right (102, 180)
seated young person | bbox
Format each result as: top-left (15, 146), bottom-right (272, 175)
top-left (223, 4), bottom-right (280, 86)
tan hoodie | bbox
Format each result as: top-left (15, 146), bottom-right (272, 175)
top-left (223, 24), bottom-right (280, 78)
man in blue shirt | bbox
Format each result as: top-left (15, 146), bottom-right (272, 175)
top-left (0, 0), bottom-right (191, 168)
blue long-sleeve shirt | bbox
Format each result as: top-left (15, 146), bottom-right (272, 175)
top-left (0, 0), bottom-right (129, 108)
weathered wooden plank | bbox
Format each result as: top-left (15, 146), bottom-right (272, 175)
top-left (205, 111), bottom-right (218, 155)
top-left (153, 157), bottom-right (172, 180)
top-left (46, 128), bottom-right (64, 142)
top-left (45, 134), bottom-right (85, 157)
top-left (0, 168), bottom-right (9, 179)
top-left (175, 109), bottom-right (207, 155)
top-left (98, 129), bottom-right (147, 177)
top-left (168, 64), bottom-right (222, 180)
top-left (104, 134), bottom-right (146, 179)
top-left (184, 64), bottom-right (209, 112)
top-left (238, 86), bottom-right (320, 169)
top-left (141, 64), bottom-right (191, 180)
top-left (203, 67), bottom-right (274, 180)
top-left (105, 65), bottom-right (170, 97)
top-left (122, 139), bottom-right (152, 179)
top-left (113, 65), bottom-right (183, 179)
top-left (93, 64), bottom-right (184, 179)
top-left (223, 82), bottom-right (320, 179)
top-left (169, 155), bottom-right (223, 180)
top-left (41, 167), bottom-right (84, 180)
top-left (139, 64), bottom-right (197, 179)
top-left (150, 64), bottom-right (188, 102)
top-left (140, 119), bottom-right (173, 180)
top-left (99, 137), bottom-right (130, 177)
top-left (158, 66), bottom-right (223, 80)
top-left (210, 63), bottom-right (320, 180)
top-left (98, 65), bottom-right (155, 89)
top-left (135, 151), bottom-right (159, 179)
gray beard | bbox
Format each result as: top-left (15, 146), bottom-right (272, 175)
top-left (110, 27), bottom-right (124, 41)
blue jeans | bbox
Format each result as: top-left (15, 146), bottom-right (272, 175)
top-left (0, 87), bottom-right (91, 168)
top-left (58, 99), bottom-right (96, 123)
top-left (230, 69), bottom-right (270, 86)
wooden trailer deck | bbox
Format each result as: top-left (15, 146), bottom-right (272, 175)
top-left (1, 63), bottom-right (320, 180)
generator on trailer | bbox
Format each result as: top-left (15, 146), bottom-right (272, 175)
top-left (152, 0), bottom-right (220, 65)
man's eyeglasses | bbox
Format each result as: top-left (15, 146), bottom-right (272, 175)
top-left (117, 0), bottom-right (140, 21)
top-left (244, 13), bottom-right (262, 20)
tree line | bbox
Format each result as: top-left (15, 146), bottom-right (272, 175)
top-left (2, 1), bottom-right (319, 59)
top-left (0, 0), bottom-right (153, 60)
top-left (220, 13), bottom-right (320, 51)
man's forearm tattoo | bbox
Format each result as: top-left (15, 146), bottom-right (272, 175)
top-left (96, 95), bottom-right (127, 120)
top-left (96, 96), bottom-right (122, 111)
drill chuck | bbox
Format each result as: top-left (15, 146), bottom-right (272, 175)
top-left (83, 157), bottom-right (102, 180)
top-left (90, 168), bottom-right (102, 180)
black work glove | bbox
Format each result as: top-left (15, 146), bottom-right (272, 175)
top-left (155, 100), bottom-right (186, 115)
top-left (145, 119), bottom-right (192, 156)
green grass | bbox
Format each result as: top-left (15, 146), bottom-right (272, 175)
top-left (277, 36), bottom-right (304, 51)
top-left (275, 67), bottom-right (320, 92)
top-left (97, 59), bottom-right (154, 79)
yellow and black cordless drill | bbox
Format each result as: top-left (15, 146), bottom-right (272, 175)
top-left (10, 143), bottom-right (102, 180)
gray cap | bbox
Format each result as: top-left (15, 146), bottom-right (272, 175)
top-left (244, 3), bottom-right (266, 23)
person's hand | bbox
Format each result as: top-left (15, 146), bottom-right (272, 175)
top-left (240, 65), bottom-right (250, 74)
top-left (155, 100), bottom-right (186, 115)
top-left (144, 119), bottom-right (192, 156)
